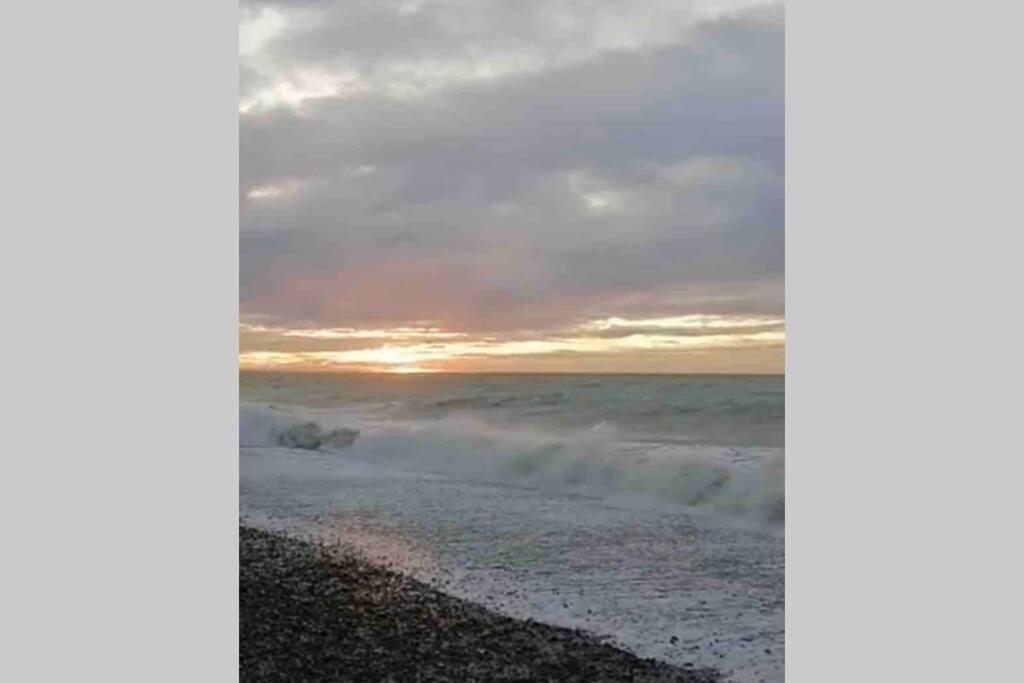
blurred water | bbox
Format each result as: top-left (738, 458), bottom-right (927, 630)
top-left (240, 371), bottom-right (783, 448)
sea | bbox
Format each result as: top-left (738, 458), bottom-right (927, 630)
top-left (240, 371), bottom-right (784, 682)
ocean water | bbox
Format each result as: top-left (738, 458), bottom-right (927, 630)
top-left (240, 372), bottom-right (784, 682)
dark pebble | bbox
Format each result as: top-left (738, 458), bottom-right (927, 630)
top-left (240, 526), bottom-right (722, 682)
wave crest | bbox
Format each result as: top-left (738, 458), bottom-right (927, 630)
top-left (240, 406), bottom-right (359, 451)
top-left (240, 404), bottom-right (783, 524)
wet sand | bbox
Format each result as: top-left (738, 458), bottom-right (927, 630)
top-left (240, 526), bottom-right (722, 682)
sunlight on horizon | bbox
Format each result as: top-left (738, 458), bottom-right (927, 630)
top-left (239, 314), bottom-right (785, 374)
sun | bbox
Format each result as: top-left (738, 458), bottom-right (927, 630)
top-left (381, 365), bottom-right (438, 374)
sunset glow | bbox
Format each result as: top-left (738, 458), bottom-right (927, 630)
top-left (240, 1), bottom-right (784, 375)
top-left (239, 315), bottom-right (784, 373)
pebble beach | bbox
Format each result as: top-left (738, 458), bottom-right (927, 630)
top-left (240, 526), bottom-right (723, 682)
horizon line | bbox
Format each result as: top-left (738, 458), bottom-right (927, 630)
top-left (239, 368), bottom-right (785, 378)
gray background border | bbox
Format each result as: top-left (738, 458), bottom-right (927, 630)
top-left (3, 1), bottom-right (238, 680)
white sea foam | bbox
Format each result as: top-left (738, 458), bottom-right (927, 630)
top-left (240, 373), bottom-right (785, 682)
top-left (240, 402), bottom-right (783, 524)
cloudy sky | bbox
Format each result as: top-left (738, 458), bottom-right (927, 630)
top-left (239, 0), bottom-right (784, 374)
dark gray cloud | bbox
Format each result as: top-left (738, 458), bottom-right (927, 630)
top-left (240, 1), bottom-right (784, 336)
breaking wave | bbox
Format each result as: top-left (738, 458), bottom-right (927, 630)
top-left (240, 404), bottom-right (784, 524)
top-left (240, 405), bottom-right (360, 451)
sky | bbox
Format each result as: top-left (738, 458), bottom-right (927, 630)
top-left (239, 0), bottom-right (784, 374)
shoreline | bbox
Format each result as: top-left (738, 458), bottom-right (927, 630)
top-left (240, 525), bottom-right (723, 682)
